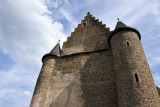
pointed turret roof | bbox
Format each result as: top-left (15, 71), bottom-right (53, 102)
top-left (49, 42), bottom-right (61, 56)
top-left (108, 20), bottom-right (141, 47)
top-left (42, 42), bottom-right (61, 62)
top-left (115, 21), bottom-right (127, 30)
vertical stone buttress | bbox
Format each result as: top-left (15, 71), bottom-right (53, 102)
top-left (109, 21), bottom-right (160, 107)
top-left (30, 56), bottom-right (56, 107)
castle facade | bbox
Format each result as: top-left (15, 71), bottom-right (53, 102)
top-left (30, 12), bottom-right (160, 107)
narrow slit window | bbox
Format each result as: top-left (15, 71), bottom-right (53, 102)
top-left (135, 74), bottom-right (139, 82)
top-left (83, 22), bottom-right (86, 26)
top-left (127, 42), bottom-right (129, 46)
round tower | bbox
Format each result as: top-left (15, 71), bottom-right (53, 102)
top-left (109, 21), bottom-right (160, 107)
top-left (30, 42), bottom-right (61, 107)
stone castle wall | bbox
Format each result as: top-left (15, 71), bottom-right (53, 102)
top-left (30, 13), bottom-right (160, 107)
top-left (30, 56), bottom-right (56, 107)
top-left (31, 50), bottom-right (118, 107)
top-left (110, 31), bottom-right (160, 107)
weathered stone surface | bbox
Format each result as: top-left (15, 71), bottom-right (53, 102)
top-left (111, 31), bottom-right (160, 107)
top-left (30, 56), bottom-right (56, 107)
top-left (30, 13), bottom-right (160, 107)
top-left (157, 87), bottom-right (160, 96)
top-left (31, 50), bottom-right (117, 107)
top-left (62, 13), bottom-right (110, 55)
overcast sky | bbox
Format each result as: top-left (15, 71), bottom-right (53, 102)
top-left (0, 0), bottom-right (160, 106)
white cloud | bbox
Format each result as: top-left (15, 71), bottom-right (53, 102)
top-left (152, 3), bottom-right (160, 16)
top-left (59, 8), bottom-right (78, 26)
top-left (0, 89), bottom-right (32, 107)
top-left (96, 0), bottom-right (158, 29)
top-left (153, 73), bottom-right (160, 87)
top-left (148, 56), bottom-right (160, 68)
top-left (24, 91), bottom-right (32, 97)
top-left (0, 0), bottom-right (66, 69)
top-left (45, 0), bottom-right (59, 8)
top-left (0, 63), bottom-right (38, 107)
top-left (0, 0), bottom-right (66, 106)
top-left (153, 57), bottom-right (160, 62)
top-left (45, 0), bottom-right (70, 9)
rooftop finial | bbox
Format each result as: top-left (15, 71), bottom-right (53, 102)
top-left (117, 18), bottom-right (120, 21)
top-left (87, 12), bottom-right (90, 15)
top-left (58, 40), bottom-right (60, 43)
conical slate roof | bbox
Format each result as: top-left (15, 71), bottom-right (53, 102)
top-left (108, 20), bottom-right (141, 47)
top-left (115, 21), bottom-right (127, 30)
top-left (49, 42), bottom-right (61, 56)
top-left (42, 42), bottom-right (61, 62)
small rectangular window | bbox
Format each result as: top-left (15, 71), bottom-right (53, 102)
top-left (135, 74), bottom-right (139, 82)
top-left (127, 42), bottom-right (129, 46)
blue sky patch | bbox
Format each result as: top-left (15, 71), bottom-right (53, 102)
top-left (0, 49), bottom-right (14, 71)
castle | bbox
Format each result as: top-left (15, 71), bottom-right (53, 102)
top-left (30, 12), bottom-right (160, 107)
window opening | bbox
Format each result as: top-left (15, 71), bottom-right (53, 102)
top-left (127, 42), bottom-right (129, 46)
top-left (83, 22), bottom-right (86, 26)
top-left (135, 74), bottom-right (139, 82)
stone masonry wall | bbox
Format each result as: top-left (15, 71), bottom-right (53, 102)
top-left (79, 51), bottom-right (117, 107)
top-left (32, 50), bottom-right (117, 107)
top-left (62, 13), bottom-right (110, 55)
top-left (30, 13), bottom-right (160, 107)
top-left (110, 31), bottom-right (160, 107)
top-left (30, 56), bottom-right (56, 107)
